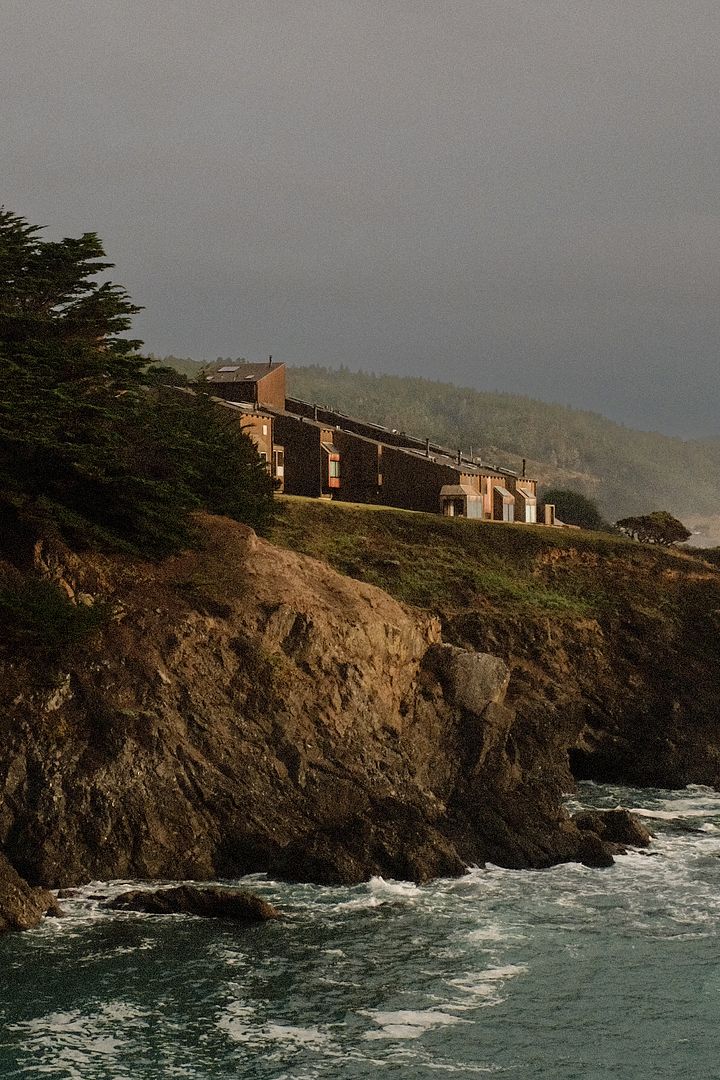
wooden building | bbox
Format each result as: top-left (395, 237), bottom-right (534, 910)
top-left (204, 361), bottom-right (287, 411)
top-left (272, 413), bottom-right (341, 499)
top-left (201, 365), bottom-right (547, 526)
top-left (512, 479), bottom-right (538, 523)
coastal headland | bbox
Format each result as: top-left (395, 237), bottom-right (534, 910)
top-left (2, 498), bottom-right (719, 928)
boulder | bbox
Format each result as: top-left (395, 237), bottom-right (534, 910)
top-left (107, 884), bottom-right (281, 921)
top-left (576, 831), bottom-right (615, 868)
top-left (426, 644), bottom-right (510, 715)
top-left (0, 852), bottom-right (62, 933)
top-left (573, 808), bottom-right (652, 849)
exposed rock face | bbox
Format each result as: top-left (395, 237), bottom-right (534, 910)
top-left (108, 885), bottom-right (280, 921)
top-left (0, 514), bottom-right (607, 890)
top-left (425, 644), bottom-right (510, 715)
top-left (0, 851), bottom-right (61, 933)
top-left (447, 600), bottom-right (720, 796)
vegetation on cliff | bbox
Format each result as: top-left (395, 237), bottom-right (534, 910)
top-left (616, 511), bottom-right (692, 546)
top-left (0, 209), bottom-right (272, 560)
top-left (0, 210), bottom-right (272, 652)
top-left (267, 496), bottom-right (710, 622)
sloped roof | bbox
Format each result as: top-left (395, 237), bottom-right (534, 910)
top-left (205, 362), bottom-right (285, 383)
top-left (440, 484), bottom-right (480, 498)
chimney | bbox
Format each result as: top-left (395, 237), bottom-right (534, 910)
top-left (425, 438), bottom-right (430, 457)
top-left (313, 404), bottom-right (318, 421)
top-left (268, 354), bottom-right (273, 367)
top-left (522, 458), bottom-right (526, 477)
top-left (457, 449), bottom-right (462, 465)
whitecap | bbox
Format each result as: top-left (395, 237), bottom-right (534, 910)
top-left (632, 807), bottom-right (714, 820)
top-left (264, 1023), bottom-right (330, 1047)
top-left (361, 1008), bottom-right (465, 1040)
top-left (445, 963), bottom-right (529, 1010)
top-left (464, 923), bottom-right (525, 945)
top-left (367, 876), bottom-right (421, 898)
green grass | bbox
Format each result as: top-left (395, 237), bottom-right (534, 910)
top-left (266, 496), bottom-right (694, 620)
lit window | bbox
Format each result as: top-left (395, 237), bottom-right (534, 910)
top-left (329, 458), bottom-right (340, 479)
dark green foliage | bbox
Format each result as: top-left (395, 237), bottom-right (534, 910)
top-left (541, 488), bottom-right (607, 531)
top-left (0, 209), bottom-right (273, 560)
top-left (149, 390), bottom-right (274, 530)
top-left (616, 511), bottom-right (691, 546)
top-left (0, 575), bottom-right (106, 654)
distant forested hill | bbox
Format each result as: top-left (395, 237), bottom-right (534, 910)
top-left (156, 357), bottom-right (720, 526)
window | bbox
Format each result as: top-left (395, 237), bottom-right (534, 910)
top-left (273, 449), bottom-right (284, 467)
top-left (262, 424), bottom-right (268, 436)
top-left (329, 458), bottom-right (340, 479)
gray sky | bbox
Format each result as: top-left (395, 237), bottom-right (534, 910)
top-left (4, 1), bottom-right (720, 436)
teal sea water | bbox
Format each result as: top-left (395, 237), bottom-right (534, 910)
top-left (2, 783), bottom-right (720, 1079)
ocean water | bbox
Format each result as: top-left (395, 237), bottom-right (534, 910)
top-left (2, 783), bottom-right (720, 1079)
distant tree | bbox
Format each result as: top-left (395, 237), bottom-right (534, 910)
top-left (0, 208), bottom-right (273, 559)
top-left (541, 488), bottom-right (606, 530)
top-left (616, 511), bottom-right (691, 546)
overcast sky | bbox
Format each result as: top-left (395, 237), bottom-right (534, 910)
top-left (4, 2), bottom-right (720, 435)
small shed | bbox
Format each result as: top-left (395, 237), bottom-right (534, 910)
top-left (440, 484), bottom-right (484, 519)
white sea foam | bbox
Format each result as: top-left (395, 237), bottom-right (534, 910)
top-left (444, 963), bottom-right (529, 1011)
top-left (332, 875), bottom-right (422, 912)
top-left (632, 807), bottom-right (715, 820)
top-left (8, 1002), bottom-right (149, 1080)
top-left (218, 1003), bottom-right (334, 1057)
top-left (264, 1023), bottom-right (330, 1047)
top-left (361, 1007), bottom-right (465, 1040)
top-left (464, 923), bottom-right (524, 945)
top-left (367, 875), bottom-right (421, 898)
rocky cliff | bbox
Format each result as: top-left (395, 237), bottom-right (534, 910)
top-left (2, 507), bottom-right (719, 931)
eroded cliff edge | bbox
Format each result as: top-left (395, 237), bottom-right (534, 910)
top-left (2, 508), bottom-right (719, 920)
top-left (1, 514), bottom-right (597, 902)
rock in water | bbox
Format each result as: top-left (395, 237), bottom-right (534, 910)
top-left (107, 885), bottom-right (280, 921)
top-left (573, 809), bottom-right (652, 849)
top-left (0, 852), bottom-right (61, 933)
